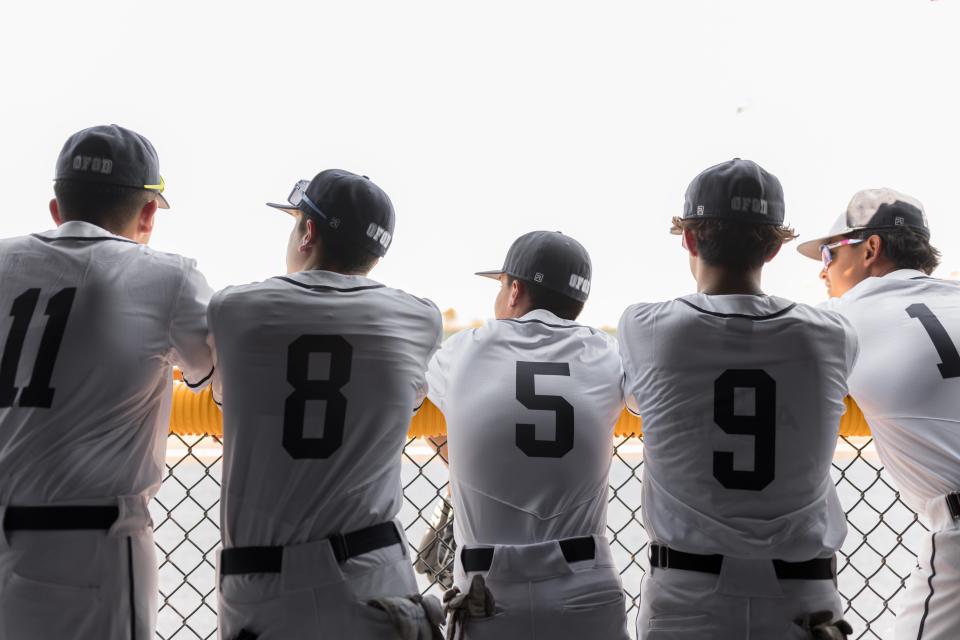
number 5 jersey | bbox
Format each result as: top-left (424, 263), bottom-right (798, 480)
top-left (208, 270), bottom-right (442, 548)
top-left (425, 309), bottom-right (625, 550)
top-left (618, 294), bottom-right (858, 561)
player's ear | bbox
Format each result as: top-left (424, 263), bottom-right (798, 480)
top-left (682, 227), bottom-right (699, 257)
top-left (862, 234), bottom-right (883, 266)
top-left (764, 242), bottom-right (783, 263)
top-left (300, 217), bottom-right (318, 253)
top-left (49, 198), bottom-right (63, 226)
top-left (508, 278), bottom-right (524, 309)
top-left (136, 198), bottom-right (159, 237)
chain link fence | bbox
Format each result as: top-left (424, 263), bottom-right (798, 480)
top-left (150, 433), bottom-right (922, 639)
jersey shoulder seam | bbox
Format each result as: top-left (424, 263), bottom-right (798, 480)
top-left (676, 298), bottom-right (797, 320)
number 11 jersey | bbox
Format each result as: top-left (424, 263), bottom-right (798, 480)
top-left (209, 270), bottom-right (442, 548)
top-left (619, 294), bottom-right (858, 561)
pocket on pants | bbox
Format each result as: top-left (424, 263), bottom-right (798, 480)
top-left (646, 613), bottom-right (713, 639)
top-left (561, 588), bottom-right (625, 612)
top-left (1, 570), bottom-right (102, 639)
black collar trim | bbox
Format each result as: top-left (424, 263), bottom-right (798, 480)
top-left (678, 298), bottom-right (797, 320)
top-left (501, 318), bottom-right (595, 333)
top-left (31, 233), bottom-right (137, 245)
top-left (275, 276), bottom-right (385, 293)
top-left (182, 366), bottom-right (215, 389)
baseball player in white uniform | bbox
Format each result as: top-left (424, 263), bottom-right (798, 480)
top-left (426, 231), bottom-right (630, 640)
top-left (209, 170), bottom-right (444, 640)
top-left (798, 189), bottom-right (960, 640)
top-left (621, 159), bottom-right (858, 640)
top-left (0, 125), bottom-right (214, 639)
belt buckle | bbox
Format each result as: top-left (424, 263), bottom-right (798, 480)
top-left (653, 545), bottom-right (669, 569)
top-left (329, 532), bottom-right (350, 562)
top-left (946, 493), bottom-right (960, 520)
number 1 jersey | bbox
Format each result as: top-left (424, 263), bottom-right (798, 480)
top-left (426, 309), bottom-right (625, 548)
top-left (0, 221), bottom-right (214, 505)
top-left (209, 270), bottom-right (442, 548)
top-left (619, 294), bottom-right (857, 561)
top-left (821, 270), bottom-right (960, 517)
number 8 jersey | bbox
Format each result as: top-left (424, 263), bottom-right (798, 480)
top-left (209, 270), bottom-right (442, 548)
top-left (618, 294), bottom-right (858, 561)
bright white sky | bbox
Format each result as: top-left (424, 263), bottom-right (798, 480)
top-left (1, 1), bottom-right (957, 327)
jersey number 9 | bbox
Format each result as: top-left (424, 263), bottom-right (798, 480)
top-left (712, 369), bottom-right (776, 491)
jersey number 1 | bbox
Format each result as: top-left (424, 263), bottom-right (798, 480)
top-left (283, 335), bottom-right (352, 459)
top-left (907, 303), bottom-right (960, 379)
top-left (0, 288), bottom-right (77, 409)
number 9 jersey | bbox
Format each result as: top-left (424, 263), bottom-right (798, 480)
top-left (208, 270), bottom-right (442, 548)
top-left (619, 294), bottom-right (858, 561)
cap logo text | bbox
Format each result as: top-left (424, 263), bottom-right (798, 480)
top-left (569, 274), bottom-right (591, 294)
top-left (366, 222), bottom-right (392, 249)
top-left (730, 197), bottom-right (768, 215)
top-left (696, 205), bottom-right (705, 216)
top-left (534, 272), bottom-right (544, 283)
top-left (71, 155), bottom-right (113, 175)
top-left (895, 216), bottom-right (904, 226)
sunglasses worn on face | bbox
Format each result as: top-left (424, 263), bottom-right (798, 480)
top-left (287, 180), bottom-right (327, 220)
top-left (820, 238), bottom-right (864, 267)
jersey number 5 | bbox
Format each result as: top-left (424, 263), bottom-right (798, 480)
top-left (907, 303), bottom-right (960, 379)
top-left (713, 369), bottom-right (776, 491)
top-left (0, 288), bottom-right (77, 409)
top-left (515, 361), bottom-right (574, 458)
top-left (283, 335), bottom-right (352, 459)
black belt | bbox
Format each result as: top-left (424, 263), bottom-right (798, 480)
top-left (461, 536), bottom-right (596, 573)
top-left (649, 544), bottom-right (836, 581)
top-left (220, 521), bottom-right (401, 576)
top-left (4, 505), bottom-right (119, 531)
top-left (946, 492), bottom-right (960, 520)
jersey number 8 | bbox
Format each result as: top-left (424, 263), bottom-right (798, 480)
top-left (283, 335), bottom-right (352, 459)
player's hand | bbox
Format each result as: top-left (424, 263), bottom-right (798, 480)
top-left (793, 610), bottom-right (853, 639)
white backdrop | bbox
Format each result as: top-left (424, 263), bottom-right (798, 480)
top-left (1, 0), bottom-right (957, 326)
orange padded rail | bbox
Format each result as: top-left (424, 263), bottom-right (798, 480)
top-left (168, 381), bottom-right (869, 439)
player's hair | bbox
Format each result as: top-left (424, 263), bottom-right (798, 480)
top-left (298, 213), bottom-right (379, 274)
top-left (851, 227), bottom-right (941, 275)
top-left (671, 217), bottom-right (798, 270)
top-left (507, 276), bottom-right (585, 320)
top-left (54, 180), bottom-right (155, 233)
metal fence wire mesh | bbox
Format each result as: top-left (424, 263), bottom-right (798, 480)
top-left (151, 433), bottom-right (923, 639)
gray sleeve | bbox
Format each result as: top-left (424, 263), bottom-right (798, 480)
top-left (617, 305), bottom-right (646, 416)
top-left (169, 261), bottom-right (215, 390)
top-left (425, 328), bottom-right (470, 415)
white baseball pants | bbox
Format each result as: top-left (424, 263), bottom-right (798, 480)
top-left (636, 556), bottom-right (843, 640)
top-left (895, 495), bottom-right (960, 640)
top-left (0, 497), bottom-right (158, 640)
top-left (217, 524), bottom-right (420, 640)
top-left (454, 536), bottom-right (630, 640)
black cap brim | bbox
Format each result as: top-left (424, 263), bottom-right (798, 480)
top-left (156, 193), bottom-right (170, 210)
top-left (266, 202), bottom-right (302, 217)
top-left (475, 270), bottom-right (504, 280)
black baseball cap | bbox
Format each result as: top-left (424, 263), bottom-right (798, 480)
top-left (672, 158), bottom-right (784, 233)
top-left (797, 188), bottom-right (930, 260)
top-left (476, 231), bottom-right (592, 302)
top-left (268, 169), bottom-right (395, 258)
top-left (55, 124), bottom-right (169, 208)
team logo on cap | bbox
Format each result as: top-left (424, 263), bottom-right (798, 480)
top-left (72, 155), bottom-right (113, 175)
top-left (366, 222), bottom-right (392, 249)
top-left (730, 197), bottom-right (768, 215)
top-left (569, 274), bottom-right (591, 295)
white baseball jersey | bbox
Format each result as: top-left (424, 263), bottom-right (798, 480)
top-left (822, 269), bottom-right (960, 518)
top-left (426, 309), bottom-right (624, 547)
top-left (619, 294), bottom-right (857, 561)
top-left (0, 221), bottom-right (214, 504)
top-left (210, 270), bottom-right (442, 548)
